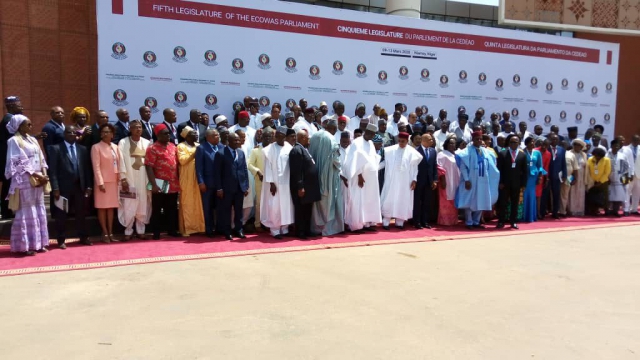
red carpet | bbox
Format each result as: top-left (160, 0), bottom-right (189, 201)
top-left (1, 216), bottom-right (639, 276)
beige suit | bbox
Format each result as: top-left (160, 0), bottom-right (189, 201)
top-left (248, 145), bottom-right (265, 228)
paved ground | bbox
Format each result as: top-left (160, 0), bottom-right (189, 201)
top-left (1, 225), bottom-right (639, 360)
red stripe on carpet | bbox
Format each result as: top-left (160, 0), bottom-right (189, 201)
top-left (1, 217), bottom-right (639, 276)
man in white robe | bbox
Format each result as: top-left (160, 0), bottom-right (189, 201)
top-left (260, 126), bottom-right (294, 238)
top-left (622, 135), bottom-right (640, 214)
top-left (334, 115), bottom-right (352, 145)
top-left (338, 131), bottom-right (351, 225)
top-left (433, 120), bottom-right (453, 152)
top-left (293, 108), bottom-right (317, 137)
top-left (380, 132), bottom-right (422, 229)
top-left (118, 120), bottom-right (151, 239)
top-left (343, 123), bottom-right (382, 232)
top-left (229, 111), bottom-right (256, 151)
top-left (348, 103), bottom-right (369, 132)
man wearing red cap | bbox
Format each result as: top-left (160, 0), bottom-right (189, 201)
top-left (229, 110), bottom-right (257, 152)
top-left (380, 132), bottom-right (422, 230)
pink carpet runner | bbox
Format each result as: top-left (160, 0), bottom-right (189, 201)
top-left (1, 216), bottom-right (639, 276)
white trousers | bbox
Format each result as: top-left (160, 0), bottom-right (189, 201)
top-left (382, 218), bottom-right (405, 227)
top-left (629, 179), bottom-right (640, 213)
top-left (270, 226), bottom-right (289, 237)
top-left (123, 217), bottom-right (146, 236)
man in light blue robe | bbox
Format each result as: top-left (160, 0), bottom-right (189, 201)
top-left (309, 120), bottom-right (345, 235)
top-left (455, 130), bottom-right (500, 229)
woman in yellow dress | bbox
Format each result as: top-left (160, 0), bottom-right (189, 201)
top-left (177, 127), bottom-right (205, 236)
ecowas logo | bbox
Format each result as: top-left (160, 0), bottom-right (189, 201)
top-left (309, 65), bottom-right (321, 80)
top-left (604, 113), bottom-right (611, 124)
top-left (528, 110), bottom-right (537, 122)
top-left (591, 86), bottom-right (598, 97)
top-left (575, 112), bottom-right (583, 124)
top-left (142, 51), bottom-right (158, 68)
top-left (478, 72), bottom-right (487, 85)
top-left (203, 50), bottom-right (218, 66)
top-left (512, 74), bottom-right (521, 87)
top-left (231, 58), bottom-right (245, 74)
top-left (259, 96), bottom-right (271, 112)
top-left (606, 82), bottom-right (613, 93)
top-left (511, 108), bottom-right (519, 120)
top-left (112, 89), bottom-right (128, 106)
top-left (589, 117), bottom-right (597, 126)
top-left (577, 80), bottom-right (585, 92)
top-left (111, 42), bottom-right (127, 60)
top-left (439, 74), bottom-right (449, 88)
top-left (495, 78), bottom-right (504, 91)
top-left (378, 70), bottom-right (388, 85)
top-left (545, 82), bottom-right (553, 94)
top-left (399, 66), bottom-right (409, 80)
top-left (173, 91), bottom-right (188, 108)
top-left (232, 101), bottom-right (243, 113)
top-left (544, 115), bottom-right (552, 126)
top-left (458, 70), bottom-right (468, 83)
top-left (559, 110), bottom-right (567, 122)
top-left (356, 63), bottom-right (367, 78)
top-left (286, 99), bottom-right (296, 110)
top-left (172, 46), bottom-right (188, 63)
top-left (258, 53), bottom-right (271, 70)
top-left (420, 68), bottom-right (430, 82)
top-left (144, 97), bottom-right (159, 113)
top-left (285, 57), bottom-right (298, 73)
top-left (561, 78), bottom-right (569, 90)
top-left (204, 94), bottom-right (219, 110)
top-left (332, 61), bottom-right (344, 75)
top-left (530, 76), bottom-right (538, 89)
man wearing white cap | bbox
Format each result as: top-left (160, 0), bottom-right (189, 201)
top-left (214, 114), bottom-right (229, 129)
top-left (343, 123), bottom-right (382, 232)
top-left (319, 101), bottom-right (329, 116)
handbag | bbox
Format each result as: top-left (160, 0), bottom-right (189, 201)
top-left (7, 189), bottom-right (20, 211)
top-left (16, 135), bottom-right (52, 194)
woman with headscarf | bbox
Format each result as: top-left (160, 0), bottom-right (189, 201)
top-left (586, 147), bottom-right (611, 216)
top-left (4, 115), bottom-right (50, 256)
top-left (91, 123), bottom-right (122, 243)
top-left (70, 106), bottom-right (93, 149)
top-left (436, 136), bottom-right (460, 225)
top-left (569, 139), bottom-right (588, 216)
top-left (523, 137), bottom-right (546, 222)
top-left (535, 137), bottom-right (551, 219)
top-left (177, 127), bottom-right (205, 236)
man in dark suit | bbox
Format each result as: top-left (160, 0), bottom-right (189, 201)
top-left (42, 106), bottom-right (66, 159)
top-left (49, 125), bottom-right (93, 248)
top-left (548, 133), bottom-right (568, 219)
top-left (90, 110), bottom-right (110, 148)
top-left (215, 132), bottom-right (250, 240)
top-left (154, 108), bottom-right (178, 144)
top-left (413, 132), bottom-right (438, 229)
top-left (177, 109), bottom-right (206, 143)
top-left (289, 129), bottom-right (321, 239)
top-left (496, 134), bottom-right (529, 229)
top-left (139, 105), bottom-right (154, 141)
top-left (113, 108), bottom-right (130, 144)
top-left (196, 128), bottom-right (222, 237)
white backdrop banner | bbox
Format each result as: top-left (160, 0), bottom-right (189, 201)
top-left (98, 0), bottom-right (619, 137)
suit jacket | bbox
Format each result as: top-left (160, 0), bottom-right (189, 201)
top-left (141, 121), bottom-right (154, 141)
top-left (49, 142), bottom-right (93, 195)
top-left (548, 146), bottom-right (568, 181)
top-left (90, 124), bottom-right (101, 147)
top-left (195, 142), bottom-right (221, 187)
top-left (91, 141), bottom-right (121, 185)
top-left (497, 148), bottom-right (529, 188)
top-left (416, 145), bottom-right (437, 185)
top-left (214, 146), bottom-right (249, 194)
top-left (289, 143), bottom-right (321, 204)
top-left (42, 119), bottom-right (65, 158)
top-left (176, 121), bottom-right (206, 143)
top-left (113, 121), bottom-right (130, 145)
top-left (153, 121), bottom-right (177, 144)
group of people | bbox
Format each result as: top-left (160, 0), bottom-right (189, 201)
top-left (2, 95), bottom-right (638, 256)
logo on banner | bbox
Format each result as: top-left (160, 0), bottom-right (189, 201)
top-left (142, 51), bottom-right (158, 68)
top-left (286, 99), bottom-right (296, 110)
top-left (458, 106), bottom-right (466, 115)
top-left (378, 71), bottom-right (388, 85)
top-left (439, 75), bottom-right (449, 88)
top-left (604, 113), bottom-right (611, 124)
top-left (231, 58), bottom-right (245, 74)
top-left (356, 63), bottom-right (367, 78)
top-left (606, 82), bottom-right (613, 93)
top-left (111, 42), bottom-right (127, 60)
top-left (309, 65), bottom-right (321, 80)
top-left (399, 66), bottom-right (409, 80)
top-left (528, 110), bottom-right (537, 122)
top-left (577, 80), bottom-right (584, 92)
top-left (258, 53), bottom-right (271, 70)
top-left (544, 115), bottom-right (552, 126)
top-left (173, 46), bottom-right (187, 63)
top-left (459, 70), bottom-right (468, 83)
top-left (204, 94), bottom-right (218, 110)
top-left (575, 112), bottom-right (582, 124)
top-left (420, 68), bottom-right (430, 82)
top-left (401, 104), bottom-right (407, 114)
top-left (203, 50), bottom-right (218, 66)
top-left (421, 105), bottom-right (429, 115)
top-left (495, 78), bottom-right (504, 91)
top-left (285, 57), bottom-right (297, 73)
top-left (232, 101), bottom-right (243, 113)
top-left (560, 110), bottom-right (567, 122)
top-left (530, 76), bottom-right (538, 89)
top-left (591, 86), bottom-right (598, 97)
top-left (561, 78), bottom-right (569, 90)
top-left (478, 72), bottom-right (487, 85)
top-left (590, 117), bottom-right (597, 126)
top-left (511, 108), bottom-right (519, 120)
top-left (112, 89), bottom-right (128, 106)
top-left (259, 96), bottom-right (271, 112)
top-left (173, 91), bottom-right (188, 108)
top-left (545, 82), bottom-right (553, 94)
top-left (332, 61), bottom-right (344, 75)
top-left (144, 97), bottom-right (159, 113)
top-left (512, 74), bottom-right (521, 87)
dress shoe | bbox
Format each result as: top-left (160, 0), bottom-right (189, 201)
top-left (414, 225), bottom-right (423, 230)
top-left (206, 232), bottom-right (215, 238)
top-left (473, 224), bottom-right (486, 229)
top-left (496, 223), bottom-right (505, 229)
top-left (511, 223), bottom-right (519, 229)
top-left (363, 226), bottom-right (376, 232)
top-left (274, 234), bottom-right (283, 240)
top-left (423, 224), bottom-right (432, 229)
top-left (79, 238), bottom-right (92, 246)
top-left (152, 234), bottom-right (161, 240)
top-left (552, 215), bottom-right (560, 220)
top-left (224, 234), bottom-right (233, 240)
top-left (466, 225), bottom-right (474, 230)
top-left (308, 232), bottom-right (321, 237)
top-left (58, 243), bottom-right (67, 250)
top-left (624, 211), bottom-right (630, 217)
top-left (383, 226), bottom-right (390, 230)
top-left (168, 232), bottom-right (182, 238)
top-left (396, 225), bottom-right (405, 230)
top-left (234, 230), bottom-right (246, 239)
top-left (37, 247), bottom-right (48, 253)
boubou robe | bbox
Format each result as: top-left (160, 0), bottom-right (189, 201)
top-left (343, 137), bottom-right (382, 229)
top-left (380, 145), bottom-right (422, 220)
top-left (260, 142), bottom-right (294, 228)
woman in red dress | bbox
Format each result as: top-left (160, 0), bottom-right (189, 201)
top-left (535, 137), bottom-right (551, 219)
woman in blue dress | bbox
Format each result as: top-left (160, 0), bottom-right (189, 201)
top-left (523, 137), bottom-right (546, 222)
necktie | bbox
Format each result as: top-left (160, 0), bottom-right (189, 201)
top-left (69, 144), bottom-right (78, 171)
top-left (235, 149), bottom-right (239, 162)
top-left (425, 147), bottom-right (430, 161)
top-left (145, 122), bottom-right (152, 135)
top-left (633, 147), bottom-right (637, 162)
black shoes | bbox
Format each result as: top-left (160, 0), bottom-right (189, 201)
top-left (511, 223), bottom-right (519, 229)
top-left (224, 234), bottom-right (233, 240)
top-left (363, 226), bottom-right (376, 232)
top-left (274, 234), bottom-right (283, 240)
top-left (383, 226), bottom-right (390, 230)
top-left (496, 223), bottom-right (505, 229)
top-left (234, 230), bottom-right (246, 239)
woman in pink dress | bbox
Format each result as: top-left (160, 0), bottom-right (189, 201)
top-left (91, 123), bottom-right (121, 243)
top-left (436, 137), bottom-right (460, 226)
top-left (535, 137), bottom-right (551, 219)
